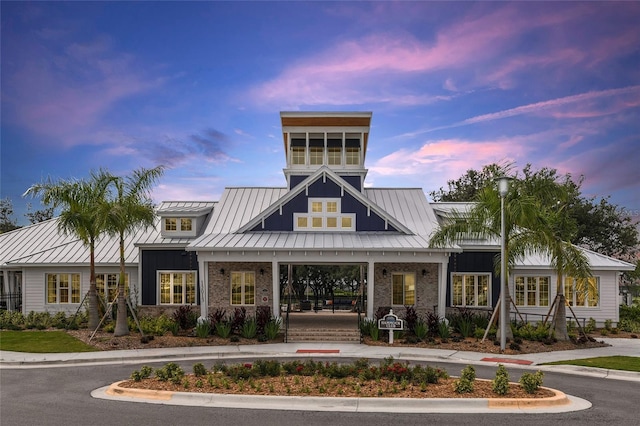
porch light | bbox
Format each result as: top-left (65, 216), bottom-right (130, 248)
top-left (219, 268), bottom-right (225, 276)
top-left (422, 269), bottom-right (427, 277)
top-left (260, 268), bottom-right (264, 276)
top-left (382, 269), bottom-right (387, 277)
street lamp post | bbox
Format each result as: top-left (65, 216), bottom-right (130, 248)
top-left (498, 176), bottom-right (511, 352)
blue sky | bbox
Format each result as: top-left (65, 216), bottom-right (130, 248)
top-left (2, 1), bottom-right (639, 226)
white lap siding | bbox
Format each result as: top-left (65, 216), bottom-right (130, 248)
top-left (511, 268), bottom-right (619, 327)
top-left (22, 266), bottom-right (139, 315)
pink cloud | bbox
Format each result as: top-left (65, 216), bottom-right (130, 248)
top-left (368, 137), bottom-right (531, 184)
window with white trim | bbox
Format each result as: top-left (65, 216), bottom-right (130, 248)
top-left (514, 276), bottom-right (549, 306)
top-left (164, 217), bottom-right (192, 232)
top-left (291, 147), bottom-right (305, 165)
top-left (346, 147), bottom-right (360, 165)
top-left (231, 271), bottom-right (255, 305)
top-left (392, 273), bottom-right (415, 305)
top-left (294, 198), bottom-right (356, 231)
top-left (159, 271), bottom-right (196, 305)
top-left (46, 273), bottom-right (81, 304)
top-left (564, 276), bottom-right (599, 307)
top-left (451, 273), bottom-right (490, 307)
top-left (96, 273), bottom-right (129, 302)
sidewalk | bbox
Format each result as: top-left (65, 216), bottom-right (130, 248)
top-left (1, 337), bottom-right (638, 382)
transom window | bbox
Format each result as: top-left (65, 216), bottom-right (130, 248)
top-left (392, 273), bottom-right (415, 305)
top-left (294, 198), bottom-right (356, 231)
top-left (159, 271), bottom-right (196, 305)
top-left (564, 276), bottom-right (599, 307)
top-left (231, 272), bottom-right (255, 305)
top-left (515, 276), bottom-right (549, 307)
top-left (96, 273), bottom-right (129, 302)
top-left (46, 273), bottom-right (80, 304)
top-left (452, 273), bottom-right (490, 307)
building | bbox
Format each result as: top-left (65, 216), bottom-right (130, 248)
top-left (0, 112), bottom-right (634, 328)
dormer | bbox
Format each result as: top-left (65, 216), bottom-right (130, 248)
top-left (281, 111), bottom-right (371, 191)
top-left (157, 201), bottom-right (215, 239)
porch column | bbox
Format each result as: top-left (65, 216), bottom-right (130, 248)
top-left (438, 259), bottom-right (448, 320)
top-left (198, 260), bottom-right (208, 323)
top-left (272, 260), bottom-right (280, 318)
top-left (367, 261), bottom-right (375, 318)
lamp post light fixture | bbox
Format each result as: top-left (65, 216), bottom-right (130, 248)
top-left (497, 176), bottom-right (512, 351)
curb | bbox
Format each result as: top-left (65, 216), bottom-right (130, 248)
top-left (96, 380), bottom-right (591, 414)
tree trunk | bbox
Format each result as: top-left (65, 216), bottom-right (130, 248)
top-left (114, 234), bottom-right (130, 336)
top-left (87, 240), bottom-right (99, 330)
top-left (553, 273), bottom-right (570, 341)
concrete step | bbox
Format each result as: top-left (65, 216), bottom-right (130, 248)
top-left (286, 328), bottom-right (361, 343)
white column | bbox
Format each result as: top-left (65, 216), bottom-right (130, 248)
top-left (438, 260), bottom-right (448, 320)
top-left (272, 260), bottom-right (280, 318)
top-left (198, 259), bottom-right (208, 322)
top-left (367, 261), bottom-right (375, 318)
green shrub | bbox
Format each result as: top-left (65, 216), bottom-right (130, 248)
top-left (254, 359), bottom-right (281, 377)
top-left (604, 319), bottom-right (612, 331)
top-left (264, 317), bottom-right (281, 340)
top-left (130, 365), bottom-right (154, 381)
top-left (195, 321), bottom-right (211, 338)
top-left (413, 319), bottom-right (428, 340)
top-left (585, 317), bottom-right (596, 333)
top-left (168, 320), bottom-right (179, 336)
top-left (215, 321), bottom-right (232, 338)
top-left (155, 362), bottom-right (184, 384)
top-left (458, 319), bottom-right (474, 338)
top-left (438, 320), bottom-right (450, 339)
top-left (460, 365), bottom-right (476, 382)
top-left (492, 364), bottom-right (510, 395)
top-left (453, 377), bottom-right (473, 393)
top-left (193, 362), bottom-right (207, 377)
top-left (241, 317), bottom-right (258, 339)
top-left (519, 370), bottom-right (544, 394)
top-left (453, 365), bottom-right (475, 394)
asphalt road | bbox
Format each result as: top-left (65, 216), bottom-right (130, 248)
top-left (1, 358), bottom-right (639, 426)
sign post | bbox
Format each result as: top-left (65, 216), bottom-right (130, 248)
top-left (377, 309), bottom-right (404, 344)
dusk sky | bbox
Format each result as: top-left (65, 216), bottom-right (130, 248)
top-left (2, 1), bottom-right (639, 227)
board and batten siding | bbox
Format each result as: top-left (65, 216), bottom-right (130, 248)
top-left (511, 268), bottom-right (620, 327)
top-left (22, 266), bottom-right (139, 315)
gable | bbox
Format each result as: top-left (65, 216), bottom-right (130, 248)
top-left (249, 177), bottom-right (397, 232)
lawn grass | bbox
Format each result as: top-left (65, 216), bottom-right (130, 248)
top-left (543, 356), bottom-right (640, 372)
top-left (0, 330), bottom-right (98, 353)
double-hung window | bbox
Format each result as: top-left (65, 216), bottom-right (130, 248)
top-left (159, 271), bottom-right (196, 305)
top-left (451, 273), bottom-right (490, 307)
top-left (392, 273), bottom-right (415, 305)
top-left (231, 272), bottom-right (255, 305)
top-left (95, 273), bottom-right (129, 302)
top-left (46, 273), bottom-right (81, 304)
top-left (564, 276), bottom-right (599, 307)
top-left (514, 276), bottom-right (549, 306)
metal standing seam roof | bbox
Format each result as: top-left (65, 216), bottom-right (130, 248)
top-left (156, 201), bottom-right (216, 215)
top-left (0, 200), bottom-right (213, 266)
top-left (0, 219), bottom-right (144, 266)
top-left (188, 179), bottom-right (449, 251)
top-left (515, 247), bottom-right (636, 270)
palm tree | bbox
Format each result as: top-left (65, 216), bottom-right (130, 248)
top-left (23, 170), bottom-right (114, 329)
top-left (103, 166), bottom-right (164, 336)
top-left (514, 204), bottom-right (592, 340)
top-left (429, 178), bottom-right (544, 341)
